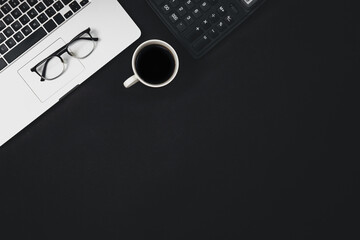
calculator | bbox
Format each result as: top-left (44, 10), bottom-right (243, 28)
top-left (147, 0), bottom-right (266, 58)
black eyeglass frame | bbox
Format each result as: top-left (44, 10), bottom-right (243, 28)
top-left (31, 28), bottom-right (99, 82)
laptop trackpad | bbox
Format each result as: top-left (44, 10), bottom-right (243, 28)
top-left (18, 38), bottom-right (85, 102)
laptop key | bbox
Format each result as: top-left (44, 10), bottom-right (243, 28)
top-left (4, 27), bottom-right (46, 63)
top-left (37, 13), bottom-right (48, 23)
top-left (0, 21), bottom-right (5, 31)
top-left (29, 19), bottom-right (40, 30)
top-left (6, 38), bottom-right (17, 49)
top-left (35, 2), bottom-right (46, 13)
top-left (61, 0), bottom-right (72, 5)
top-left (1, 4), bottom-right (12, 14)
top-left (21, 25), bottom-right (32, 36)
top-left (19, 2), bottom-right (30, 13)
top-left (4, 15), bottom-right (15, 25)
top-left (79, 0), bottom-right (89, 6)
top-left (14, 32), bottom-right (25, 42)
top-left (11, 21), bottom-right (22, 31)
top-left (19, 15), bottom-right (30, 25)
top-left (27, 0), bottom-right (38, 7)
top-left (27, 9), bottom-right (39, 19)
top-left (69, 1), bottom-right (81, 12)
top-left (64, 11), bottom-right (73, 19)
top-left (0, 58), bottom-right (7, 71)
top-left (9, 0), bottom-right (21, 8)
top-left (43, 0), bottom-right (54, 7)
top-left (54, 1), bottom-right (64, 11)
top-left (43, 19), bottom-right (57, 32)
top-left (4, 27), bottom-right (14, 38)
top-left (45, 7), bottom-right (56, 17)
top-left (11, 9), bottom-right (22, 19)
top-left (0, 44), bottom-right (9, 55)
top-left (53, 13), bottom-right (65, 25)
top-left (0, 33), bottom-right (6, 44)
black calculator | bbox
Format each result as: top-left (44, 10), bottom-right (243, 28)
top-left (147, 0), bottom-right (266, 58)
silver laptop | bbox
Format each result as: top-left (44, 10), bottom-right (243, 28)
top-left (0, 0), bottom-right (141, 147)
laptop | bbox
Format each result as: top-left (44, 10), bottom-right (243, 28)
top-left (0, 0), bottom-right (141, 147)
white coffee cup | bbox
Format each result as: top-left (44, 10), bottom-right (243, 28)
top-left (124, 40), bottom-right (179, 88)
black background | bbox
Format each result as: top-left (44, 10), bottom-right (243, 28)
top-left (1, 0), bottom-right (359, 239)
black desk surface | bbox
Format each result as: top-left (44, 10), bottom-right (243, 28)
top-left (0, 0), bottom-right (359, 239)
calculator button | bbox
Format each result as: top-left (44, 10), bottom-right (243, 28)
top-left (201, 19), bottom-right (211, 29)
top-left (229, 4), bottom-right (238, 14)
top-left (169, 13), bottom-right (179, 23)
top-left (209, 12), bottom-right (219, 23)
top-left (162, 4), bottom-right (171, 14)
top-left (185, 0), bottom-right (195, 9)
top-left (184, 15), bottom-right (194, 25)
top-left (177, 6), bottom-right (187, 16)
top-left (187, 26), bottom-right (203, 42)
top-left (176, 21), bottom-right (186, 32)
top-left (217, 6), bottom-right (226, 16)
top-left (200, 1), bottom-right (210, 12)
top-left (242, 0), bottom-right (258, 8)
top-left (193, 34), bottom-right (211, 51)
top-left (192, 8), bottom-right (202, 18)
top-left (209, 27), bottom-right (219, 38)
top-left (169, 0), bottom-right (179, 7)
top-left (216, 21), bottom-right (226, 31)
top-left (224, 15), bottom-right (234, 25)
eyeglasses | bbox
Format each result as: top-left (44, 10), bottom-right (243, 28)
top-left (31, 28), bottom-right (99, 82)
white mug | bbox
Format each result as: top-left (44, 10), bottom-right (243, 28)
top-left (124, 40), bottom-right (179, 88)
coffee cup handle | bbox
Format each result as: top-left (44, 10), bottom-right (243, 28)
top-left (124, 75), bottom-right (139, 88)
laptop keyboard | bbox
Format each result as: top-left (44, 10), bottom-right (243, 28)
top-left (0, 0), bottom-right (90, 72)
top-left (147, 0), bottom-right (266, 58)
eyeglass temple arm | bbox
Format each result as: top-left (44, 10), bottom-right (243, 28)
top-left (73, 37), bottom-right (99, 41)
top-left (30, 64), bottom-right (46, 82)
top-left (40, 58), bottom-right (52, 82)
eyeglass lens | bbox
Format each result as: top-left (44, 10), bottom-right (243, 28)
top-left (36, 32), bottom-right (96, 80)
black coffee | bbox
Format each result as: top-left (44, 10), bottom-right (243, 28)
top-left (135, 45), bottom-right (175, 84)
